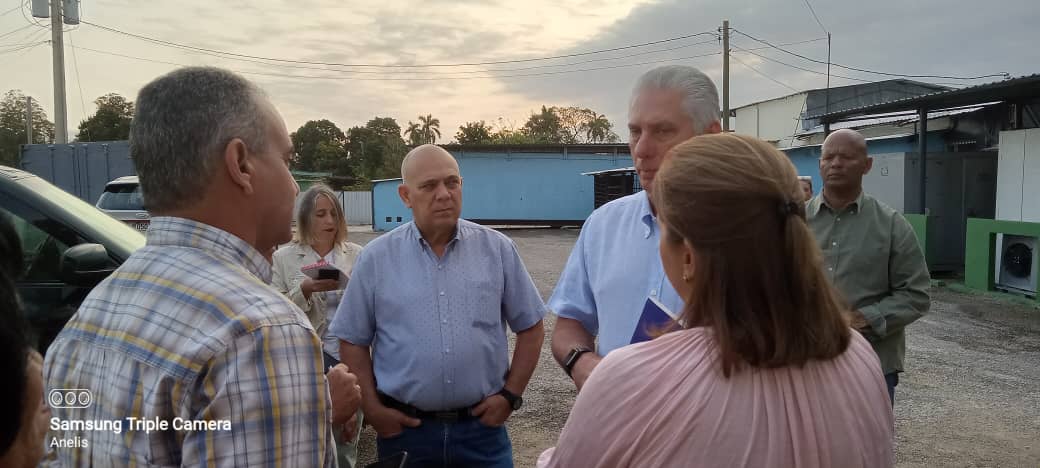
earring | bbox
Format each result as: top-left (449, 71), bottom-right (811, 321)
top-left (682, 272), bottom-right (691, 282)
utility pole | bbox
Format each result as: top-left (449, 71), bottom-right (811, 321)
top-left (25, 96), bottom-right (34, 144)
top-left (823, 32), bottom-right (832, 135)
top-left (721, 20), bottom-right (730, 132)
top-left (50, 0), bottom-right (68, 143)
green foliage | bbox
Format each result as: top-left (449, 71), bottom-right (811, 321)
top-left (76, 93), bottom-right (134, 142)
top-left (0, 90), bottom-right (54, 167)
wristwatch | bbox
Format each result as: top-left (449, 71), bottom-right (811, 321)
top-left (497, 388), bottom-right (523, 410)
top-left (563, 346), bottom-right (593, 377)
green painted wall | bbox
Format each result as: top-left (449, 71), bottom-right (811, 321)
top-left (964, 218), bottom-right (1040, 300)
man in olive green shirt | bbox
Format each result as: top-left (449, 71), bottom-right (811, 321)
top-left (807, 129), bottom-right (931, 404)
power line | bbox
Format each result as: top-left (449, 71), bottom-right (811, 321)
top-left (80, 19), bottom-right (719, 69)
top-left (730, 53), bottom-right (799, 92)
top-left (73, 44), bottom-right (724, 81)
top-left (733, 29), bottom-right (1009, 80)
top-left (802, 0), bottom-right (828, 34)
top-left (68, 31), bottom-right (87, 121)
top-left (731, 45), bottom-right (872, 83)
top-left (1, 3), bottom-right (23, 17)
top-left (0, 40), bottom-right (46, 55)
top-left (0, 23), bottom-right (34, 41)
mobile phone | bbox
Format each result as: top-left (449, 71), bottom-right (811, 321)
top-left (317, 268), bottom-right (340, 281)
top-left (365, 451), bottom-right (407, 468)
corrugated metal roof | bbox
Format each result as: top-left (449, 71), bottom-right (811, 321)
top-left (779, 133), bottom-right (915, 151)
top-left (796, 105), bottom-right (991, 136)
top-left (582, 166), bottom-right (635, 176)
top-left (809, 74), bottom-right (1040, 122)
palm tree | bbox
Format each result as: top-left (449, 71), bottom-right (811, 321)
top-left (403, 121), bottom-right (423, 146)
top-left (586, 113), bottom-right (613, 143)
top-left (418, 114), bottom-right (441, 144)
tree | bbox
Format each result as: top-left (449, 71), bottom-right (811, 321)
top-left (76, 93), bottom-right (134, 142)
top-left (403, 121), bottom-right (423, 146)
top-left (0, 90), bottom-right (55, 167)
top-left (418, 114), bottom-right (441, 144)
top-left (454, 120), bottom-right (494, 144)
top-left (346, 117), bottom-right (407, 180)
top-left (522, 106), bottom-right (565, 143)
top-left (290, 119), bottom-right (350, 177)
top-left (585, 112), bottom-right (619, 143)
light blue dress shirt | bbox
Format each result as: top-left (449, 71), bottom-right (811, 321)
top-left (548, 191), bottom-right (684, 356)
top-left (330, 219), bottom-right (546, 411)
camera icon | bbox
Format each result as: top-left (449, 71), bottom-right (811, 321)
top-left (48, 389), bottom-right (92, 409)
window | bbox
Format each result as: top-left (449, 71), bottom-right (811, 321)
top-left (0, 206), bottom-right (83, 282)
top-left (96, 183), bottom-right (145, 211)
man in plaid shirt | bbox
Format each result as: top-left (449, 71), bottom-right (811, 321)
top-left (42, 67), bottom-right (358, 467)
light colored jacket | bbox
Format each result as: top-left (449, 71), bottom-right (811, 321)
top-left (271, 241), bottom-right (363, 354)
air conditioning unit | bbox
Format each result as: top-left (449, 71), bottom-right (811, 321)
top-left (995, 234), bottom-right (1038, 296)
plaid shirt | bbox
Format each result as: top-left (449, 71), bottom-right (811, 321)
top-left (43, 217), bottom-right (336, 467)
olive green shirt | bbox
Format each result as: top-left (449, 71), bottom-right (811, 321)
top-left (807, 191), bottom-right (931, 375)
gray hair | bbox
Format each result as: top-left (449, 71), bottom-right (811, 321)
top-left (130, 67), bottom-right (269, 213)
top-left (631, 65), bottom-right (721, 134)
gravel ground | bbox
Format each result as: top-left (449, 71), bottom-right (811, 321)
top-left (346, 226), bottom-right (1040, 467)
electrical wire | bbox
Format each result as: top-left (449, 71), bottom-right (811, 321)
top-left (730, 53), bottom-right (800, 92)
top-left (731, 45), bottom-right (872, 83)
top-left (79, 19), bottom-right (719, 69)
top-left (802, 0), bottom-right (828, 34)
top-left (72, 44), bottom-right (723, 81)
top-left (68, 30), bottom-right (87, 119)
top-left (0, 3), bottom-right (23, 17)
top-left (733, 28), bottom-right (1009, 80)
top-left (0, 23), bottom-right (34, 41)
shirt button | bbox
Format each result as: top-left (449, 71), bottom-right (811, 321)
top-left (837, 218), bottom-right (841, 222)
top-left (446, 380), bottom-right (452, 384)
top-left (651, 289), bottom-right (658, 296)
top-left (828, 267), bottom-right (834, 271)
top-left (438, 265), bottom-right (443, 270)
top-left (442, 319), bottom-right (448, 324)
top-left (644, 229), bottom-right (651, 238)
top-left (832, 242), bottom-right (838, 246)
top-left (444, 348), bottom-right (450, 353)
top-left (439, 291), bottom-right (445, 296)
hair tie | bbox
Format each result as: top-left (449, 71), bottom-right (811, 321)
top-left (779, 200), bottom-right (799, 217)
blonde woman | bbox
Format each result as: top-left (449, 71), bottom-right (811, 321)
top-left (272, 184), bottom-right (364, 467)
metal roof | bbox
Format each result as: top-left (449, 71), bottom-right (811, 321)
top-left (796, 105), bottom-right (991, 136)
top-left (809, 74), bottom-right (1040, 123)
top-left (581, 166), bottom-right (635, 176)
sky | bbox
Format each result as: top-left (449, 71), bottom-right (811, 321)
top-left (1, 0), bottom-right (1038, 143)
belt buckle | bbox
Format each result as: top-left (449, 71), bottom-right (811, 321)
top-left (432, 411), bottom-right (459, 422)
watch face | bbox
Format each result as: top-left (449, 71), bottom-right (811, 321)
top-left (512, 397), bottom-right (523, 410)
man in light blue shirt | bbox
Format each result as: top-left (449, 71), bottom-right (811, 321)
top-left (332, 144), bottom-right (546, 467)
top-left (550, 65), bottom-right (722, 391)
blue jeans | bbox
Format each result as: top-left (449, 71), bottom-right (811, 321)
top-left (376, 418), bottom-right (512, 468)
top-left (885, 372), bottom-right (899, 406)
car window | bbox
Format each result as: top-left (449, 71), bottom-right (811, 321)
top-left (0, 206), bottom-right (82, 282)
top-left (97, 183), bottom-right (145, 211)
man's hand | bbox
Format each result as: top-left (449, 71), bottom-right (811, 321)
top-left (471, 394), bottom-right (513, 427)
top-left (366, 406), bottom-right (421, 439)
top-left (847, 310), bottom-right (870, 331)
top-left (327, 364), bottom-right (361, 426)
top-left (570, 352), bottom-right (603, 392)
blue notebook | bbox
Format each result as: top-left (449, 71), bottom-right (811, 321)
top-left (630, 296), bottom-right (681, 344)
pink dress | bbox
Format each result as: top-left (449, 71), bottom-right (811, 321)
top-left (538, 328), bottom-right (893, 468)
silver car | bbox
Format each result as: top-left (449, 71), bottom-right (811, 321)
top-left (96, 176), bottom-right (150, 232)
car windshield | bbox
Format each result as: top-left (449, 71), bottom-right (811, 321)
top-left (97, 183), bottom-right (145, 211)
top-left (23, 177), bottom-right (145, 258)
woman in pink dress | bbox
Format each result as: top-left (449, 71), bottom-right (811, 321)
top-left (539, 133), bottom-right (893, 468)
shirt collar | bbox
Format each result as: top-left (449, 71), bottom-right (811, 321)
top-left (409, 219), bottom-right (464, 246)
top-left (145, 216), bottom-right (272, 283)
top-left (812, 189), bottom-right (865, 215)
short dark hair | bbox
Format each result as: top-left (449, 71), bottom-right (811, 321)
top-left (130, 67), bottom-right (268, 213)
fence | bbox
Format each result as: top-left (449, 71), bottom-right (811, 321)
top-left (336, 191), bottom-right (372, 225)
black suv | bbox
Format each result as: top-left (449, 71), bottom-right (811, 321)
top-left (0, 165), bottom-right (145, 352)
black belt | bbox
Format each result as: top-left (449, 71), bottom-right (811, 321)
top-left (379, 393), bottom-right (476, 422)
